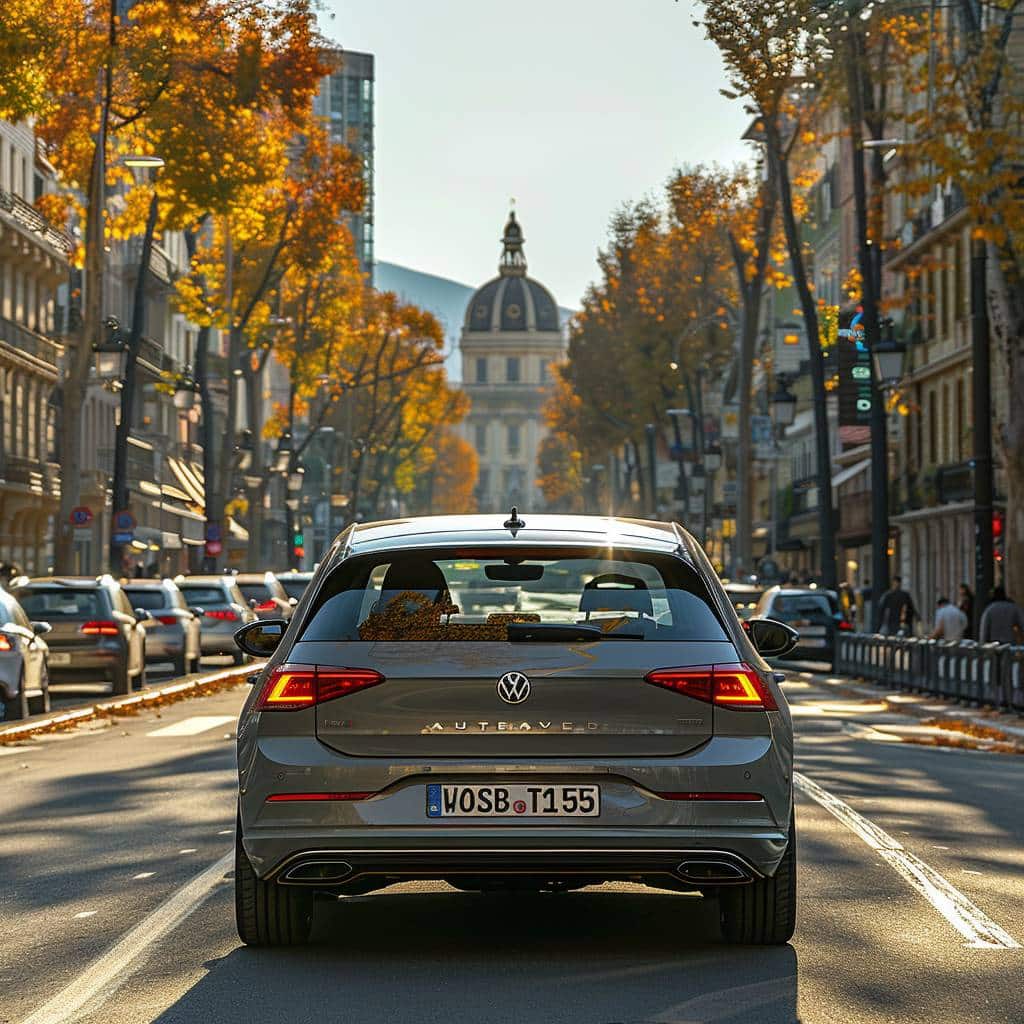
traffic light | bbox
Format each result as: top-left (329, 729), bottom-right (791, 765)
top-left (293, 530), bottom-right (304, 562)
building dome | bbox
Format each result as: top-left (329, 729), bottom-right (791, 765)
top-left (463, 211), bottom-right (560, 333)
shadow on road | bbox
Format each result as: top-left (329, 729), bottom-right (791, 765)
top-left (154, 888), bottom-right (800, 1024)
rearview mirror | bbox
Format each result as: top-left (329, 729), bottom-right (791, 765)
top-left (234, 618), bottom-right (287, 658)
top-left (485, 563), bottom-right (545, 582)
top-left (747, 618), bottom-right (799, 658)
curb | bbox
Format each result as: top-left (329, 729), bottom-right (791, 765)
top-left (798, 670), bottom-right (1024, 741)
top-left (0, 663), bottom-right (260, 744)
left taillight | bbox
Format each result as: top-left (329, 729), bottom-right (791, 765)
top-left (0, 633), bottom-right (13, 651)
top-left (156, 614), bottom-right (178, 626)
top-left (81, 620), bottom-right (120, 637)
top-left (645, 662), bottom-right (777, 711)
top-left (255, 599), bottom-right (277, 611)
top-left (254, 664), bottom-right (385, 712)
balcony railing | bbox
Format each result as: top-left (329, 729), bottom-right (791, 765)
top-left (0, 316), bottom-right (63, 369)
top-left (0, 187), bottom-right (74, 256)
top-left (0, 453), bottom-right (61, 498)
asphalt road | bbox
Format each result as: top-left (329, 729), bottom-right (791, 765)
top-left (2, 675), bottom-right (1022, 1024)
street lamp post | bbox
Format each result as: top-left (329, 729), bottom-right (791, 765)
top-left (971, 239), bottom-right (995, 633)
top-left (106, 154), bottom-right (165, 573)
top-left (770, 375), bottom-right (798, 563)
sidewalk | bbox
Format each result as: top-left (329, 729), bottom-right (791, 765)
top-left (794, 666), bottom-right (1024, 751)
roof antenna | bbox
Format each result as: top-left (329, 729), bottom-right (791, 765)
top-left (503, 506), bottom-right (526, 535)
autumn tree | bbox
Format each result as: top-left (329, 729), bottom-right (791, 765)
top-left (700, 0), bottom-right (839, 589)
top-left (0, 0), bottom-right (332, 571)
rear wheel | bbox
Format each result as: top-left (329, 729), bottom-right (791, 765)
top-left (29, 665), bottom-right (50, 716)
top-left (188, 653), bottom-right (202, 674)
top-left (235, 820), bottom-right (313, 946)
top-left (718, 813), bottom-right (796, 945)
top-left (232, 651), bottom-right (246, 666)
top-left (111, 660), bottom-right (131, 696)
top-left (3, 681), bottom-right (29, 721)
top-left (173, 652), bottom-right (188, 678)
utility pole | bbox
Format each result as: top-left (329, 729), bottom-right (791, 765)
top-left (971, 237), bottom-right (994, 634)
top-left (645, 423), bottom-right (658, 520)
top-left (844, 28), bottom-right (892, 623)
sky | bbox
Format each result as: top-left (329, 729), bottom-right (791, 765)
top-left (324, 0), bottom-right (752, 310)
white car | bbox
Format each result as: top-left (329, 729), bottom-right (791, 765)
top-left (0, 588), bottom-right (52, 721)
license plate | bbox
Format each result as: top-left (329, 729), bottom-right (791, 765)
top-left (49, 652), bottom-right (72, 666)
top-left (426, 783), bottom-right (600, 818)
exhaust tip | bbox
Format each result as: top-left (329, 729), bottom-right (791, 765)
top-left (676, 859), bottom-right (750, 884)
top-left (282, 860), bottom-right (354, 883)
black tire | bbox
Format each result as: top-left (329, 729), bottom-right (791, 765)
top-left (719, 813), bottom-right (797, 945)
top-left (29, 665), bottom-right (51, 716)
top-left (3, 686), bottom-right (29, 721)
top-left (111, 660), bottom-right (131, 696)
top-left (232, 650), bottom-right (246, 666)
top-left (235, 819), bottom-right (313, 946)
top-left (188, 654), bottom-right (202, 674)
top-left (173, 652), bottom-right (188, 678)
top-left (134, 663), bottom-right (148, 691)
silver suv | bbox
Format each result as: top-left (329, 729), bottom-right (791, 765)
top-left (232, 514), bottom-right (799, 947)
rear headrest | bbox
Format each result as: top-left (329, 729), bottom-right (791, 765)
top-left (380, 559), bottom-right (448, 603)
top-left (579, 573), bottom-right (653, 616)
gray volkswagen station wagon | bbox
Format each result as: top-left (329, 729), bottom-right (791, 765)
top-left (233, 512), bottom-right (799, 947)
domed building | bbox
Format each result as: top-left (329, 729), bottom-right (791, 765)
top-left (460, 210), bottom-right (566, 510)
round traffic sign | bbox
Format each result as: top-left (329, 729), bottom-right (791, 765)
top-left (205, 540), bottom-right (223, 557)
top-left (70, 506), bottom-right (93, 526)
top-left (114, 510), bottom-right (136, 531)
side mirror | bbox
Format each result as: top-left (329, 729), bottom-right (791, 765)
top-left (234, 618), bottom-right (287, 658)
top-left (134, 608), bottom-right (154, 621)
top-left (249, 598), bottom-right (259, 609)
top-left (31, 621), bottom-right (52, 636)
top-left (747, 618), bottom-right (799, 658)
top-left (288, 596), bottom-right (298, 607)
top-left (189, 607), bottom-right (205, 618)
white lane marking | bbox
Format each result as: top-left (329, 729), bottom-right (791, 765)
top-left (73, 912), bottom-right (97, 919)
top-left (178, 848), bottom-right (197, 854)
top-left (19, 850), bottom-right (231, 1024)
top-left (133, 873), bottom-right (154, 880)
top-left (794, 772), bottom-right (1020, 950)
top-left (145, 715), bottom-right (236, 738)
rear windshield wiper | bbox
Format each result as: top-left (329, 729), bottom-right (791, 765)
top-left (507, 623), bottom-right (644, 642)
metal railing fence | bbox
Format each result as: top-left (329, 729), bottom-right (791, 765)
top-left (835, 633), bottom-right (1024, 712)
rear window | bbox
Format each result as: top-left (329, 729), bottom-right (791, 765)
top-left (124, 588), bottom-right (170, 610)
top-left (178, 585), bottom-right (229, 606)
top-left (238, 583), bottom-right (271, 603)
top-left (16, 588), bottom-right (104, 618)
top-left (771, 593), bottom-right (838, 619)
top-left (280, 578), bottom-right (308, 601)
top-left (300, 548), bottom-right (727, 642)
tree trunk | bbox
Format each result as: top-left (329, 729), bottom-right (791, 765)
top-left (766, 118), bottom-right (837, 590)
top-left (735, 289), bottom-right (758, 577)
top-left (989, 244), bottom-right (1024, 601)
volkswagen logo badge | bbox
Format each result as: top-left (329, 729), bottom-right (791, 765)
top-left (496, 671), bottom-right (531, 705)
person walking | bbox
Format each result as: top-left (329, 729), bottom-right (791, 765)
top-left (958, 583), bottom-right (975, 639)
top-left (930, 597), bottom-right (968, 642)
top-left (877, 576), bottom-right (918, 635)
top-left (979, 586), bottom-right (1024, 645)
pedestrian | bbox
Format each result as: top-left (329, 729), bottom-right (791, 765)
top-left (877, 576), bottom-right (918, 635)
top-left (930, 597), bottom-right (968, 642)
top-left (978, 586), bottom-right (1024, 645)
top-left (958, 583), bottom-right (975, 639)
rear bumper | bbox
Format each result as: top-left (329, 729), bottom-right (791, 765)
top-left (263, 842), bottom-right (772, 888)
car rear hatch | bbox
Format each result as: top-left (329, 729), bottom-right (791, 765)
top-left (294, 638), bottom-right (737, 757)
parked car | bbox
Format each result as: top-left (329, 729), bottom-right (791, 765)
top-left (0, 588), bottom-right (52, 720)
top-left (754, 585), bottom-right (853, 662)
top-left (122, 579), bottom-right (202, 677)
top-left (723, 581), bottom-right (765, 621)
top-left (175, 575), bottom-right (256, 664)
top-left (234, 572), bottom-right (295, 620)
top-left (12, 576), bottom-right (147, 695)
top-left (231, 512), bottom-right (799, 947)
top-left (277, 571), bottom-right (314, 605)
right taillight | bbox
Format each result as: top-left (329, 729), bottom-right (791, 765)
top-left (645, 662), bottom-right (777, 711)
top-left (81, 620), bottom-right (120, 636)
top-left (204, 609), bottom-right (238, 621)
top-left (255, 664), bottom-right (385, 711)
top-left (156, 614), bottom-right (178, 626)
top-left (0, 634), bottom-right (13, 652)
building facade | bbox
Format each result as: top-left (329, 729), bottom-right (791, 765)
top-left (460, 212), bottom-right (565, 512)
top-left (314, 47), bottom-right (375, 279)
top-left (0, 120), bottom-right (71, 575)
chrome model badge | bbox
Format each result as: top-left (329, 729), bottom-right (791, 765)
top-left (496, 671), bottom-right (531, 705)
